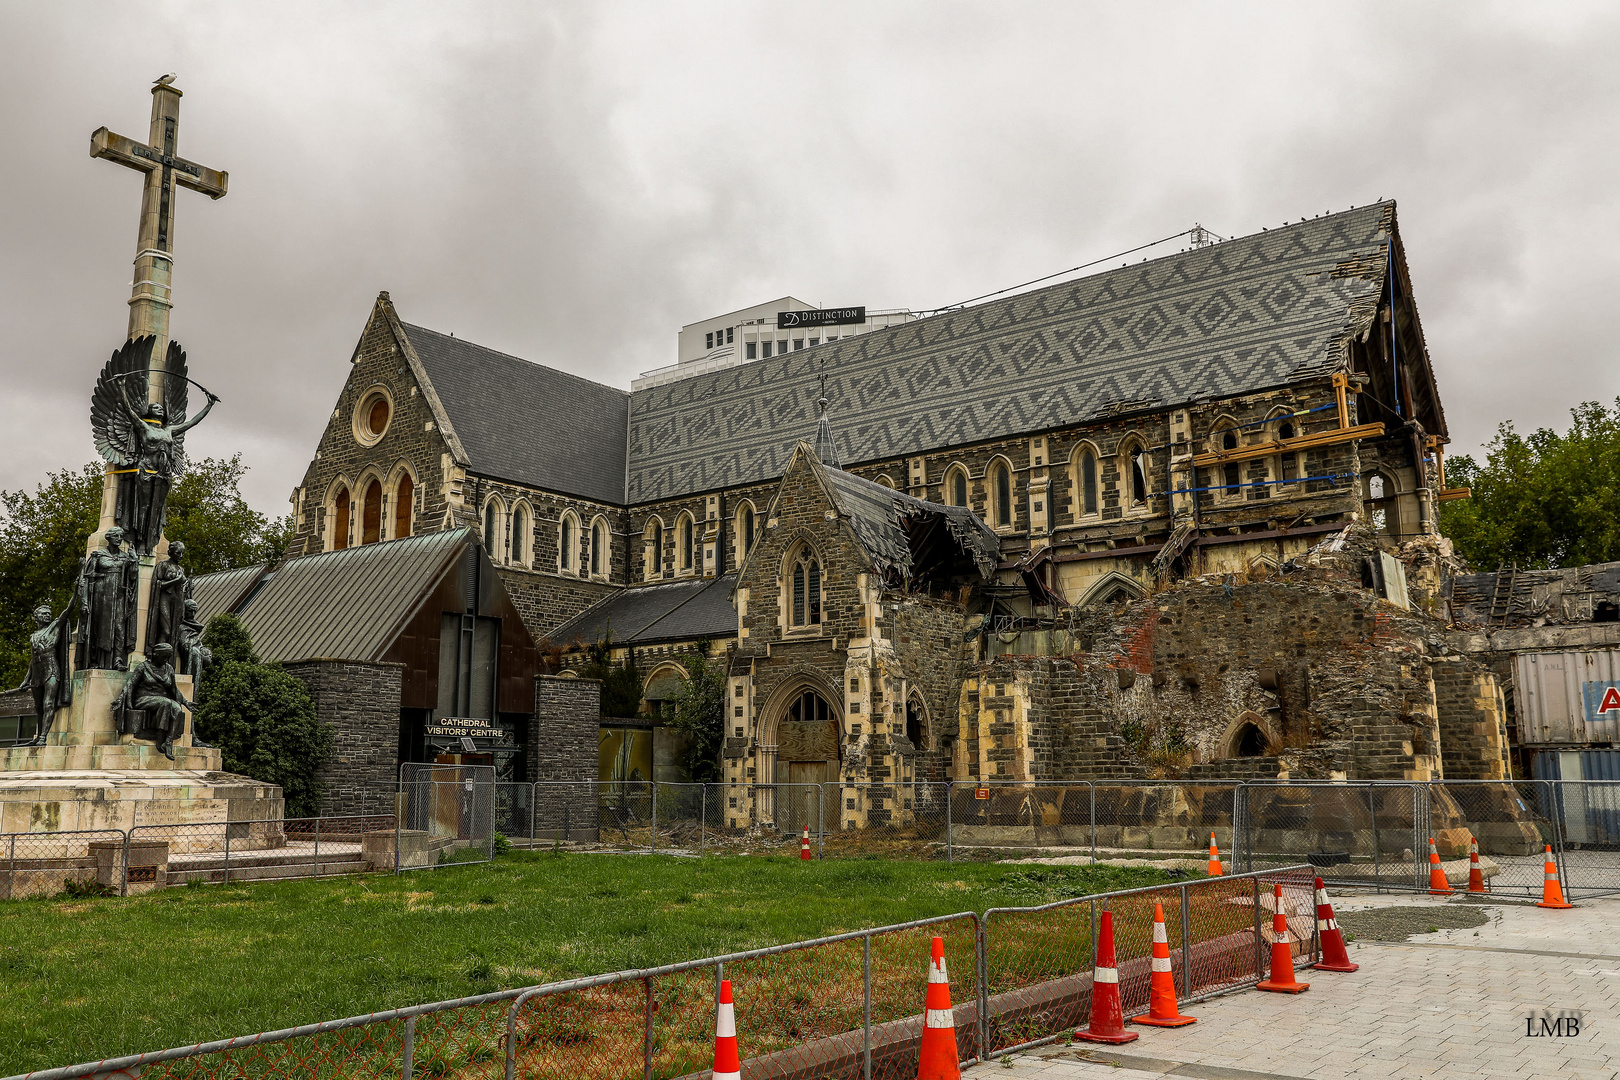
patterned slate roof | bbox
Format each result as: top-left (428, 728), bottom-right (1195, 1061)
top-left (402, 323), bottom-right (629, 505)
top-left (552, 574), bottom-right (738, 647)
top-left (627, 202), bottom-right (1398, 503)
top-left (197, 529), bottom-right (469, 663)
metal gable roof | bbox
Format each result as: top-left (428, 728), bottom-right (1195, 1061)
top-left (199, 529), bottom-right (469, 663)
top-left (627, 202), bottom-right (1400, 503)
top-left (189, 563), bottom-right (268, 624)
top-left (401, 323), bottom-right (629, 505)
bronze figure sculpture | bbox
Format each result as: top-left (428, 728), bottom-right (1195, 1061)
top-left (146, 540), bottom-right (191, 656)
top-left (76, 526), bottom-right (139, 670)
top-left (91, 337), bottom-right (217, 555)
top-left (115, 642), bottom-right (196, 760)
top-left (177, 598), bottom-right (211, 681)
top-left (15, 603), bottom-right (75, 745)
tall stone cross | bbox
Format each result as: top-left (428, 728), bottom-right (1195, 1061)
top-left (90, 76), bottom-right (228, 397)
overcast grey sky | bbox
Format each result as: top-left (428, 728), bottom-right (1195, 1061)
top-left (2, 2), bottom-right (1616, 516)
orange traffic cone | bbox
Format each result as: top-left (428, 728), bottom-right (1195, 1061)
top-left (1207, 833), bottom-right (1224, 876)
top-left (1467, 835), bottom-right (1487, 894)
top-left (1309, 877), bottom-right (1358, 973)
top-left (1535, 845), bottom-right (1574, 909)
top-left (1076, 909), bottom-right (1139, 1044)
top-left (1256, 883), bottom-right (1309, 993)
top-left (712, 978), bottom-right (740, 1080)
top-left (917, 936), bottom-right (960, 1080)
top-left (1131, 902), bottom-right (1196, 1027)
top-left (1426, 837), bottom-right (1454, 895)
top-left (800, 825), bottom-right (812, 861)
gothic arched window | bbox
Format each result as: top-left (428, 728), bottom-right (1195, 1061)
top-left (678, 514), bottom-right (695, 573)
top-left (332, 486), bottom-right (351, 550)
top-left (991, 461), bottom-right (1013, 527)
top-left (483, 497), bottom-right (506, 563)
top-left (789, 544), bottom-right (823, 628)
top-left (361, 479), bottom-right (383, 545)
top-left (393, 474), bottom-right (414, 539)
top-left (1078, 449), bottom-right (1099, 517)
top-left (590, 518), bottom-right (606, 578)
top-left (945, 465), bottom-right (969, 508)
top-left (644, 519), bottom-right (664, 580)
top-left (736, 502), bottom-right (756, 560)
top-left (511, 504), bottom-right (530, 567)
top-left (558, 512), bottom-right (576, 575)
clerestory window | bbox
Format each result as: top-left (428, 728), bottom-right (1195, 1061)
top-left (789, 545), bottom-right (823, 628)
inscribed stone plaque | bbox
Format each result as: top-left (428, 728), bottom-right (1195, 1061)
top-left (778, 720), bottom-right (839, 761)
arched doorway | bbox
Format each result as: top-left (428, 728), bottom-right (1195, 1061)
top-left (772, 685), bottom-right (840, 833)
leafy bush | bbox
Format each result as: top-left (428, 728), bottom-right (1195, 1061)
top-left (196, 616), bottom-right (332, 816)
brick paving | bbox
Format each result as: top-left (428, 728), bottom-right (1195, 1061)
top-left (967, 894), bottom-right (1620, 1080)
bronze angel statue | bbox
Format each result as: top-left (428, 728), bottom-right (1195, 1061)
top-left (91, 337), bottom-right (217, 555)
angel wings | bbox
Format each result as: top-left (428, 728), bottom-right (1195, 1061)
top-left (91, 336), bottom-right (192, 468)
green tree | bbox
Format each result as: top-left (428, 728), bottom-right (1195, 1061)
top-left (579, 632), bottom-right (643, 718)
top-left (196, 615), bottom-right (332, 816)
top-left (1439, 399), bottom-right (1620, 569)
top-left (666, 650), bottom-right (727, 782)
top-left (0, 456), bottom-right (289, 684)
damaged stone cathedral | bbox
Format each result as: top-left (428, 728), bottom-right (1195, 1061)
top-left (188, 200), bottom-right (1532, 825)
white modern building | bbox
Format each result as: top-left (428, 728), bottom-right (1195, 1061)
top-left (633, 297), bottom-right (919, 390)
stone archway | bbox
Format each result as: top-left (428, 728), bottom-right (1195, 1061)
top-left (1217, 710), bottom-right (1278, 759)
top-left (758, 672), bottom-right (843, 833)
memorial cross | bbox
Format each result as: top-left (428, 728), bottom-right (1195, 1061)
top-left (90, 75), bottom-right (228, 390)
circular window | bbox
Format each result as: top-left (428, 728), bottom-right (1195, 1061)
top-left (353, 388), bottom-right (394, 446)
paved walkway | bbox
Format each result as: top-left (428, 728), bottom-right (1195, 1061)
top-left (968, 893), bottom-right (1620, 1080)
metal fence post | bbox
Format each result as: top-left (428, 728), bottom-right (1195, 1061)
top-left (946, 781), bottom-right (953, 863)
top-left (862, 933), bottom-right (873, 1080)
top-left (1252, 872), bottom-right (1262, 979)
top-left (401, 1014), bottom-right (415, 1080)
top-left (529, 782), bottom-right (537, 844)
top-left (700, 784), bottom-right (706, 856)
top-left (223, 821), bottom-right (231, 885)
top-left (1368, 784), bottom-right (1379, 891)
top-left (650, 782), bottom-right (657, 854)
top-left (5, 834), bottom-right (14, 901)
top-left (120, 829), bottom-right (131, 898)
top-left (1090, 782), bottom-right (1097, 864)
top-left (642, 976), bottom-right (654, 1080)
top-left (314, 817), bottom-right (321, 880)
top-left (976, 914), bottom-right (989, 1061)
top-left (818, 784), bottom-right (825, 860)
top-left (1179, 882), bottom-right (1191, 998)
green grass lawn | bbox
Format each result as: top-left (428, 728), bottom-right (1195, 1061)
top-left (1, 851), bottom-right (1171, 1075)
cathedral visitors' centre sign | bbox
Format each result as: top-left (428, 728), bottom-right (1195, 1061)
top-left (425, 715), bottom-right (507, 740)
top-left (777, 306), bottom-right (866, 328)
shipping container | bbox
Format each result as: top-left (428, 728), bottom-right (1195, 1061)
top-left (1514, 648), bottom-right (1620, 744)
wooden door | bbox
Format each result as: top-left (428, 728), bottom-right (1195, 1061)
top-left (786, 760), bottom-right (831, 834)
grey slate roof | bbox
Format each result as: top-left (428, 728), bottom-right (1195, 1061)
top-left (552, 574), bottom-right (738, 647)
top-left (192, 529), bottom-right (468, 663)
top-left (627, 203), bottom-right (1399, 502)
top-left (402, 323), bottom-right (629, 505)
top-left (816, 455), bottom-right (1000, 581)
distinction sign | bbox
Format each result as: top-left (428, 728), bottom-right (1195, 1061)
top-left (777, 306), bottom-right (866, 328)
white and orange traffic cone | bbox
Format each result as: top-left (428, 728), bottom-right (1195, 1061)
top-left (712, 978), bottom-right (741, 1080)
top-left (1256, 883), bottom-right (1309, 993)
top-left (1309, 877), bottom-right (1358, 973)
top-left (1467, 836), bottom-right (1487, 894)
top-left (917, 936), bottom-right (960, 1080)
top-left (1076, 909), bottom-right (1139, 1044)
top-left (1535, 845), bottom-right (1574, 909)
top-left (800, 825), bottom-right (812, 861)
top-left (1426, 837), bottom-right (1454, 895)
top-left (1207, 833), bottom-right (1224, 876)
top-left (1131, 902), bottom-right (1196, 1027)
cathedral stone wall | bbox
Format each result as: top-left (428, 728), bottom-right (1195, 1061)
top-left (287, 307), bottom-right (453, 560)
top-left (282, 659), bottom-right (404, 816)
top-left (1431, 657), bottom-right (1510, 781)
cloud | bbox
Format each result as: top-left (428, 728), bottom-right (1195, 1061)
top-left (1, 1), bottom-right (1616, 513)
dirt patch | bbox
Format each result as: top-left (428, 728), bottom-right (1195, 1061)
top-left (1337, 902), bottom-right (1490, 942)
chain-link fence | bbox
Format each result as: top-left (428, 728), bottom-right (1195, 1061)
top-left (127, 814), bottom-right (397, 889)
top-left (11, 865), bottom-right (1315, 1080)
top-left (1236, 781), bottom-right (1428, 890)
top-left (0, 828), bottom-right (126, 899)
top-left (397, 762), bottom-right (496, 869)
